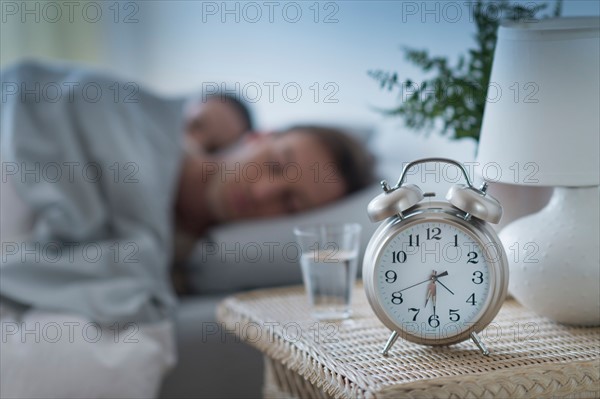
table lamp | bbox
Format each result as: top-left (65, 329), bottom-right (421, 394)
top-left (476, 17), bottom-right (600, 325)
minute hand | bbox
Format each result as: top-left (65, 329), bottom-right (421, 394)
top-left (399, 271), bottom-right (448, 292)
top-left (435, 279), bottom-right (455, 295)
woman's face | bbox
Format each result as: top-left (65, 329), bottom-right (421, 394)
top-left (184, 98), bottom-right (247, 154)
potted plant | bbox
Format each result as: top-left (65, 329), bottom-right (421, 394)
top-left (369, 0), bottom-right (562, 143)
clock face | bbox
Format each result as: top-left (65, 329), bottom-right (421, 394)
top-left (375, 220), bottom-right (492, 342)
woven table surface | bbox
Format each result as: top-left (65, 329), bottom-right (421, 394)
top-left (217, 283), bottom-right (600, 399)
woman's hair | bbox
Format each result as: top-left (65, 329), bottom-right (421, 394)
top-left (205, 92), bottom-right (253, 132)
top-left (282, 125), bottom-right (376, 195)
top-left (186, 91), bottom-right (254, 132)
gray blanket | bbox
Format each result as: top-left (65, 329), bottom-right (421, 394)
top-left (1, 61), bottom-right (185, 324)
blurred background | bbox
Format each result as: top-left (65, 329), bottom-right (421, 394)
top-left (2, 4), bottom-right (599, 398)
top-left (3, 0), bottom-right (598, 131)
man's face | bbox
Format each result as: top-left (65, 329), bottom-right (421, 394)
top-left (207, 131), bottom-right (347, 221)
top-left (184, 98), bottom-right (247, 153)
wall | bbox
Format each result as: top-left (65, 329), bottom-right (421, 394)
top-left (2, 0), bottom-right (598, 132)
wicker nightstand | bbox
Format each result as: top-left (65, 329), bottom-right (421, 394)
top-left (217, 283), bottom-right (600, 398)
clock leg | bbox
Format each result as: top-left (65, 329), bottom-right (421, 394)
top-left (381, 331), bottom-right (399, 356)
top-left (470, 332), bottom-right (490, 356)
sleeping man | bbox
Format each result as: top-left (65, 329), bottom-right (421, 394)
top-left (0, 61), bottom-right (374, 398)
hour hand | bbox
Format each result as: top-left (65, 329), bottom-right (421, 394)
top-left (424, 280), bottom-right (437, 311)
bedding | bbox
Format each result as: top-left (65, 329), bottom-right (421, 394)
top-left (1, 60), bottom-right (185, 324)
top-left (0, 300), bottom-right (176, 399)
top-left (0, 60), bottom-right (186, 398)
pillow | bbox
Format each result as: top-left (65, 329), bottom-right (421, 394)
top-left (371, 122), bottom-right (478, 195)
top-left (183, 184), bottom-right (382, 295)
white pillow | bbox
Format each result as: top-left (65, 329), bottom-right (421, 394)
top-left (184, 184), bottom-right (382, 294)
top-left (372, 122), bottom-right (478, 195)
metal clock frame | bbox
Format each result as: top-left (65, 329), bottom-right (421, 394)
top-left (363, 201), bottom-right (509, 355)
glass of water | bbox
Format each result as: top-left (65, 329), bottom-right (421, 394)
top-left (293, 223), bottom-right (362, 320)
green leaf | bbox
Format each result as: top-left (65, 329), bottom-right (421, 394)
top-left (368, 0), bottom-right (560, 143)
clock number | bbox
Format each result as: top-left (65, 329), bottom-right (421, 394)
top-left (391, 291), bottom-right (403, 305)
top-left (467, 251), bottom-right (479, 264)
top-left (466, 293), bottom-right (476, 306)
top-left (453, 234), bottom-right (458, 247)
top-left (449, 309), bottom-right (460, 322)
top-left (385, 270), bottom-right (397, 283)
top-left (428, 314), bottom-right (440, 328)
top-left (408, 234), bottom-right (420, 247)
top-left (408, 308), bottom-right (420, 321)
top-left (392, 251), bottom-right (407, 263)
top-left (426, 227), bottom-right (441, 240)
top-left (472, 271), bottom-right (483, 284)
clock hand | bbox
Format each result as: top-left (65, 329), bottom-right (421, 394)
top-left (399, 278), bottom-right (431, 293)
top-left (425, 280), bottom-right (437, 313)
top-left (424, 270), bottom-right (437, 308)
top-left (400, 270), bottom-right (449, 293)
top-left (435, 279), bottom-right (455, 295)
top-left (432, 286), bottom-right (437, 316)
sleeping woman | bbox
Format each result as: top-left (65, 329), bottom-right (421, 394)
top-left (183, 91), bottom-right (254, 155)
top-left (0, 60), bottom-right (374, 398)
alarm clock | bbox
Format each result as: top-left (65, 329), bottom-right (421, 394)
top-left (363, 158), bottom-right (508, 356)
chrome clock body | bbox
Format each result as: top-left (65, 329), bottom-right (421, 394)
top-left (363, 158), bottom-right (509, 354)
top-left (363, 201), bottom-right (508, 346)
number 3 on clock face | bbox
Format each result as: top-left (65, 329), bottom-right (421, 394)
top-left (374, 220), bottom-right (494, 344)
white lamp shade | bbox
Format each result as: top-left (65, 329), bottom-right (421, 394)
top-left (477, 17), bottom-right (600, 186)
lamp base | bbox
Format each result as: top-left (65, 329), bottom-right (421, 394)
top-left (486, 182), bottom-right (553, 232)
top-left (500, 186), bottom-right (600, 325)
